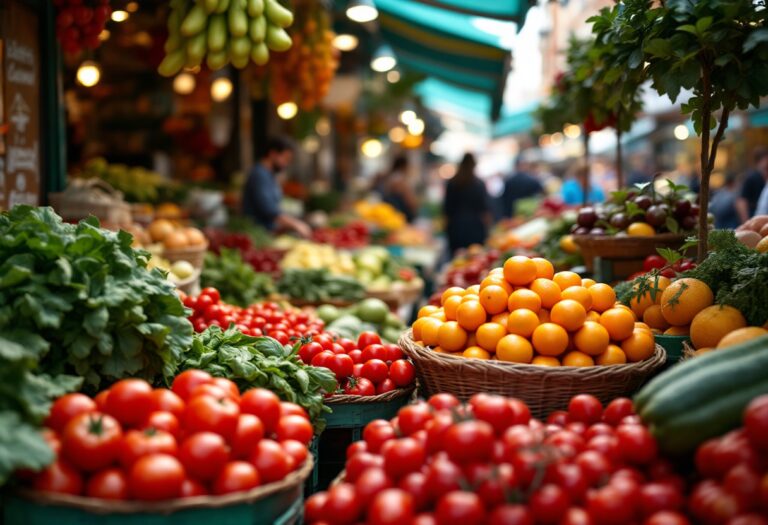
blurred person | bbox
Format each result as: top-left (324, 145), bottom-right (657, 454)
top-left (379, 156), bottom-right (419, 222)
top-left (737, 147), bottom-right (768, 222)
top-left (561, 163), bottom-right (605, 205)
top-left (627, 155), bottom-right (653, 187)
top-left (242, 137), bottom-right (311, 237)
top-left (710, 172), bottom-right (741, 229)
top-left (443, 153), bottom-right (492, 255)
top-left (498, 157), bottom-right (544, 219)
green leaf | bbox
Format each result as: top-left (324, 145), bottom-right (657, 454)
top-left (657, 247), bottom-right (683, 264)
top-left (644, 38), bottom-right (674, 58)
top-left (744, 28), bottom-right (768, 52)
top-left (695, 17), bottom-right (712, 34)
top-left (665, 216), bottom-right (680, 234)
top-left (0, 412), bottom-right (55, 484)
top-left (677, 24), bottom-right (698, 35)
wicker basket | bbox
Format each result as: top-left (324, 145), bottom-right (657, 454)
top-left (399, 330), bottom-right (666, 418)
top-left (49, 179), bottom-right (132, 227)
top-left (163, 242), bottom-right (208, 270)
top-left (366, 280), bottom-right (425, 309)
top-left (573, 233), bottom-right (687, 273)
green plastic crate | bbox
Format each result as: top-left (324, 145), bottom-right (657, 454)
top-left (325, 394), bottom-right (412, 440)
top-left (654, 334), bottom-right (690, 364)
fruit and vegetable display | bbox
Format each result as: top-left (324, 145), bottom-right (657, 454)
top-left (147, 255), bottom-right (198, 285)
top-left (317, 298), bottom-right (407, 344)
top-left (26, 374), bottom-right (313, 500)
top-left (146, 219), bottom-right (208, 252)
top-left (281, 241), bottom-right (356, 275)
top-left (573, 181), bottom-right (698, 236)
top-left (159, 0), bottom-right (295, 76)
top-left (277, 269), bottom-right (366, 304)
top-left (633, 252), bottom-right (697, 280)
top-left (75, 158), bottom-right (186, 205)
top-left (201, 248), bottom-right (275, 307)
top-left (305, 393), bottom-right (694, 525)
top-left (206, 227), bottom-right (283, 275)
top-left (736, 214), bottom-right (768, 252)
top-left (297, 331), bottom-right (416, 397)
top-left (534, 214), bottom-right (584, 271)
top-left (414, 255), bottom-right (656, 367)
top-left (312, 221), bottom-right (370, 250)
top-left (54, 0), bottom-right (111, 55)
top-left (353, 202), bottom-right (407, 232)
top-left (353, 247), bottom-right (421, 292)
top-left (442, 247), bottom-right (502, 290)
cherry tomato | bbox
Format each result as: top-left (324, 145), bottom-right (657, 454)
top-left (586, 484), bottom-right (637, 524)
top-left (240, 388), bottom-right (281, 433)
top-left (305, 492), bottom-right (329, 522)
top-left (347, 440), bottom-right (367, 459)
top-left (352, 363), bottom-right (364, 377)
top-left (723, 463), bottom-right (762, 509)
top-left (232, 414), bottom-right (265, 458)
top-left (639, 482), bottom-right (684, 516)
top-left (385, 344), bottom-right (405, 362)
top-left (548, 410), bottom-right (570, 427)
top-left (348, 349), bottom-right (363, 364)
top-left (210, 378), bottom-right (240, 401)
top-left (368, 488), bottom-right (415, 525)
top-left (212, 461), bottom-right (260, 495)
top-left (104, 379), bottom-right (153, 427)
top-left (250, 439), bottom-right (292, 483)
top-left (346, 451), bottom-right (384, 482)
top-left (602, 398), bottom-right (635, 427)
top-left (361, 359), bottom-right (389, 384)
top-left (62, 412), bottom-right (122, 472)
top-left (281, 439), bottom-right (309, 467)
top-left (643, 255), bottom-right (667, 272)
top-left (644, 511), bottom-right (692, 525)
top-left (179, 432), bottom-right (229, 481)
top-left (397, 403), bottom-right (434, 436)
top-left (180, 477), bottom-right (208, 497)
top-left (389, 360), bottom-right (415, 388)
top-left (616, 424), bottom-right (657, 465)
top-left (200, 287), bottom-right (221, 303)
top-left (171, 370), bottom-right (213, 401)
top-left (299, 342), bottom-right (324, 364)
top-left (119, 428), bottom-right (177, 468)
top-left (358, 332), bottom-right (382, 349)
top-left (530, 483), bottom-right (570, 523)
top-left (143, 411), bottom-right (181, 440)
top-left (435, 491), bottom-right (486, 525)
top-left (575, 450), bottom-right (613, 486)
top-left (744, 395), bottom-right (768, 451)
top-left (428, 393), bottom-right (461, 411)
top-left (149, 388), bottom-right (185, 420)
top-left (85, 468), bottom-right (129, 500)
top-left (275, 414), bottom-right (314, 444)
top-left (398, 471), bottom-right (431, 511)
top-left (546, 462), bottom-right (589, 503)
top-left (312, 350), bottom-right (337, 370)
top-left (425, 457), bottom-right (463, 499)
top-left (363, 420), bottom-right (397, 453)
top-left (331, 354), bottom-right (355, 381)
top-left (46, 393), bottom-right (96, 433)
top-left (279, 401), bottom-right (309, 419)
top-left (476, 463), bottom-right (516, 508)
top-left (129, 453), bottom-right (185, 501)
top-left (559, 507), bottom-right (593, 525)
top-left (443, 420), bottom-right (494, 464)
top-left (487, 504), bottom-right (534, 525)
top-left (33, 460), bottom-right (83, 495)
top-left (381, 437), bottom-right (426, 479)
top-left (344, 377), bottom-right (376, 396)
top-left (377, 378), bottom-right (397, 394)
top-left (94, 390), bottom-right (110, 412)
top-left (185, 394), bottom-right (240, 441)
top-left (354, 467), bottom-right (394, 507)
top-left (568, 395), bottom-right (603, 425)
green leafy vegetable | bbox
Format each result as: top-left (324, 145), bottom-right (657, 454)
top-left (202, 248), bottom-right (275, 307)
top-left (277, 269), bottom-right (365, 303)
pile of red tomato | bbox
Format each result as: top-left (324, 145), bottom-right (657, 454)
top-left (183, 288), bottom-right (325, 345)
top-left (54, 0), bottom-right (111, 55)
top-left (312, 222), bottom-right (370, 249)
top-left (305, 393), bottom-right (694, 525)
top-left (299, 332), bottom-right (416, 397)
top-left (29, 371), bottom-right (312, 501)
top-left (629, 255), bottom-right (698, 281)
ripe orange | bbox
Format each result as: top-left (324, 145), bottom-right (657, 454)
top-left (588, 283), bottom-right (616, 313)
top-left (553, 271), bottom-right (582, 291)
top-left (507, 309), bottom-right (540, 338)
top-left (532, 323), bottom-right (569, 356)
top-left (491, 313), bottom-right (508, 329)
top-left (456, 301), bottom-right (487, 331)
top-left (532, 257), bottom-right (555, 279)
top-left (586, 311), bottom-right (601, 323)
top-left (599, 308), bottom-right (636, 341)
top-left (562, 351), bottom-right (595, 367)
top-left (419, 317), bottom-right (443, 347)
top-left (581, 278), bottom-right (596, 288)
top-left (596, 344), bottom-right (627, 365)
top-left (717, 326), bottom-right (768, 348)
top-left (412, 317), bottom-right (426, 341)
top-left (690, 305), bottom-right (747, 349)
top-left (466, 332), bottom-right (478, 348)
top-left (496, 334), bottom-right (534, 363)
top-left (621, 330), bottom-right (655, 362)
top-left (561, 286), bottom-right (593, 310)
top-left (479, 285), bottom-right (509, 315)
top-left (463, 346), bottom-right (491, 360)
top-left (630, 276), bottom-right (671, 318)
top-left (635, 322), bottom-right (652, 332)
top-left (437, 321), bottom-right (468, 352)
top-left (663, 325), bottom-right (689, 336)
top-left (466, 284), bottom-right (481, 295)
top-left (443, 295), bottom-right (463, 321)
top-left (508, 289), bottom-right (542, 313)
top-left (441, 286), bottom-right (465, 305)
top-left (430, 310), bottom-right (447, 322)
top-left (550, 299), bottom-right (587, 331)
top-left (538, 309), bottom-right (551, 323)
top-left (489, 267), bottom-right (504, 277)
top-left (418, 305), bottom-right (439, 318)
top-left (480, 276), bottom-right (513, 294)
top-left (695, 347), bottom-right (715, 356)
top-left (627, 222), bottom-right (656, 236)
top-left (532, 356), bottom-right (560, 367)
top-left (476, 322), bottom-right (507, 352)
top-left (643, 305), bottom-right (670, 330)
top-left (530, 278), bottom-right (562, 309)
top-left (461, 293), bottom-right (479, 303)
top-left (573, 321), bottom-right (610, 356)
top-left (660, 278), bottom-right (714, 326)
top-left (503, 256), bottom-right (538, 286)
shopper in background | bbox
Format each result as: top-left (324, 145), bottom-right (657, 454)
top-left (498, 157), bottom-right (544, 219)
top-left (737, 147), bottom-right (768, 222)
top-left (242, 137), bottom-right (311, 237)
top-left (561, 163), bottom-right (605, 205)
top-left (710, 172), bottom-right (741, 229)
top-left (443, 153), bottom-right (492, 255)
top-left (379, 156), bottom-right (419, 223)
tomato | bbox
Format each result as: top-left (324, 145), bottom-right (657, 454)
top-left (330, 343), bottom-right (346, 355)
top-left (361, 359), bottom-right (389, 384)
top-left (639, 482), bottom-right (684, 516)
top-left (212, 461), bottom-right (260, 495)
top-left (143, 411), bottom-right (181, 440)
top-left (568, 395), bottom-right (603, 425)
top-left (744, 395), bottom-right (768, 451)
top-left (344, 377), bottom-right (376, 396)
top-left (358, 332), bottom-right (382, 349)
top-left (435, 490), bottom-right (486, 525)
top-left (279, 401), bottom-right (309, 419)
top-left (428, 393), bottom-right (461, 411)
top-left (240, 388), bottom-right (281, 433)
top-left (559, 507), bottom-right (593, 525)
top-left (363, 420), bottom-right (397, 453)
top-left (337, 338), bottom-right (356, 352)
top-left (362, 344), bottom-right (388, 362)
top-left (689, 480), bottom-right (744, 523)
top-left (33, 459), bottom-right (83, 497)
top-left (105, 379), bottom-right (154, 426)
top-left (347, 349), bottom-right (363, 364)
top-left (185, 394), bottom-right (240, 441)
top-left (211, 378), bottom-right (241, 401)
top-left (425, 457), bottom-right (463, 499)
top-left (86, 468), bottom-right (129, 500)
top-left (469, 394), bottom-right (516, 435)
top-left (195, 294), bottom-right (214, 313)
top-left (330, 354), bottom-right (355, 381)
top-left (602, 398), bottom-right (635, 427)
top-left (548, 410), bottom-right (570, 427)
top-left (616, 424), bottom-right (657, 465)
top-left (376, 378), bottom-right (397, 394)
top-left (347, 440), bottom-right (367, 459)
top-left (384, 344), bottom-right (404, 362)
top-left (723, 463), bottom-right (762, 509)
top-left (200, 287), bottom-right (221, 303)
top-left (299, 342), bottom-right (324, 363)
top-left (488, 504), bottom-right (534, 525)
top-left (585, 423), bottom-right (614, 440)
top-left (250, 439), bottom-right (292, 482)
top-left (313, 334), bottom-right (334, 350)
top-left (530, 484), bottom-right (570, 523)
top-left (61, 412), bottom-right (122, 472)
top-left (129, 453), bottom-right (185, 501)
top-left (727, 515), bottom-right (768, 525)
top-left (644, 255), bottom-right (667, 272)
top-left (381, 437), bottom-right (426, 479)
top-left (46, 393), bottom-right (97, 433)
top-left (119, 428), bottom-right (177, 468)
top-left (545, 430), bottom-right (586, 457)
top-left (281, 439), bottom-right (308, 467)
top-left (586, 484), bottom-right (637, 524)
top-left (502, 425), bottom-right (541, 461)
top-left (311, 350), bottom-right (337, 370)
top-left (443, 420), bottom-right (494, 464)
top-left (575, 450), bottom-right (613, 486)
top-left (319, 482), bottom-right (361, 524)
top-left (275, 414), bottom-right (314, 445)
top-left (180, 477), bottom-right (208, 497)
top-left (94, 390), bottom-right (110, 412)
top-left (697, 431), bottom-right (759, 479)
top-left (231, 414), bottom-right (265, 458)
top-left (346, 451), bottom-right (385, 482)
top-left (305, 492), bottom-right (329, 522)
top-left (643, 511), bottom-right (692, 525)
top-left (398, 471), bottom-right (431, 510)
top-left (354, 467), bottom-right (394, 506)
top-left (179, 432), bottom-right (229, 481)
top-left (476, 463), bottom-right (516, 508)
top-left (546, 462), bottom-right (589, 503)
top-left (368, 488), bottom-right (415, 525)
top-left (149, 388), bottom-right (185, 420)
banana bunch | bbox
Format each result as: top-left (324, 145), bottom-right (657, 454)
top-left (158, 0), bottom-right (294, 77)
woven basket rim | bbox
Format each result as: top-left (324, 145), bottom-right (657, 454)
top-left (17, 455), bottom-right (313, 514)
top-left (162, 242), bottom-right (209, 256)
top-left (399, 330), bottom-right (666, 377)
top-left (325, 386), bottom-right (414, 405)
top-left (573, 232), bottom-right (687, 243)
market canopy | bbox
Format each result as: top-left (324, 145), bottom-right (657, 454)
top-left (492, 104), bottom-right (537, 138)
top-left (410, 0), bottom-right (532, 23)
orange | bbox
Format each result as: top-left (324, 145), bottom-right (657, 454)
top-left (418, 305), bottom-right (439, 318)
top-left (530, 278), bottom-right (562, 309)
top-left (476, 322), bottom-right (507, 352)
top-left (560, 235), bottom-right (578, 254)
top-left (508, 289), bottom-right (542, 313)
top-left (573, 321), bottom-right (610, 356)
top-left (412, 317), bottom-right (426, 340)
top-left (630, 276), bottom-right (671, 318)
top-left (562, 351), bottom-right (595, 367)
top-left (532, 323), bottom-right (569, 356)
top-left (466, 284), bottom-right (481, 295)
top-left (561, 286), bottom-right (593, 310)
top-left (695, 347), bottom-right (715, 356)
top-left (532, 356), bottom-right (560, 367)
top-left (690, 305), bottom-right (747, 349)
top-left (480, 276), bottom-right (513, 294)
top-left (463, 346), bottom-right (491, 360)
top-left (589, 283), bottom-right (616, 313)
top-left (437, 321), bottom-right (468, 352)
top-left (489, 267), bottom-right (504, 277)
top-left (443, 295), bottom-right (463, 321)
top-left (643, 305), bottom-right (670, 330)
top-left (663, 325), bottom-right (689, 336)
top-left (581, 278), bottom-right (597, 288)
top-left (491, 313), bottom-right (509, 329)
top-left (507, 309), bottom-right (540, 338)
top-left (430, 310), bottom-right (447, 322)
top-left (441, 286), bottom-right (466, 305)
top-left (599, 308), bottom-right (636, 341)
top-left (479, 285), bottom-right (510, 315)
top-left (586, 311), bottom-right (601, 323)
top-left (660, 278), bottom-right (714, 326)
top-left (496, 334), bottom-right (534, 363)
top-left (462, 294), bottom-right (480, 303)
top-left (538, 309), bottom-right (551, 323)
top-left (457, 301), bottom-right (487, 331)
top-left (596, 344), bottom-right (627, 365)
top-left (419, 317), bottom-right (443, 347)
top-left (553, 271), bottom-right (582, 291)
top-left (550, 300), bottom-right (587, 332)
top-left (503, 256), bottom-right (538, 286)
top-left (635, 322), bottom-right (652, 332)
top-left (432, 346), bottom-right (445, 353)
top-left (717, 326), bottom-right (768, 348)
top-left (622, 330), bottom-right (656, 362)
top-left (532, 257), bottom-right (555, 279)
top-left (466, 332), bottom-right (478, 348)
top-left (627, 222), bottom-right (656, 236)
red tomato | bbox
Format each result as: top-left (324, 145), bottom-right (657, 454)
top-left (352, 363), bottom-right (364, 377)
top-left (143, 411), bottom-right (181, 440)
top-left (425, 457), bottom-right (463, 499)
top-left (644, 511), bottom-right (692, 525)
top-left (381, 437), bottom-right (426, 479)
top-left (311, 350), bottom-right (337, 370)
top-left (643, 255), bottom-right (667, 272)
top-left (85, 468), bottom-right (129, 500)
top-left (313, 334), bottom-right (335, 350)
top-left (149, 389), bottom-right (185, 419)
top-left (476, 463), bottom-right (516, 508)
top-left (361, 359), bottom-right (389, 384)
top-left (361, 344), bottom-right (388, 362)
top-left (548, 410), bottom-right (570, 427)
top-left (639, 482), bottom-right (684, 516)
top-left (348, 349), bottom-right (363, 364)
top-left (435, 491), bottom-right (486, 525)
top-left (345, 451), bottom-right (385, 482)
top-left (232, 414), bottom-right (265, 458)
top-left (200, 287), bottom-right (221, 303)
top-left (470, 394), bottom-right (517, 435)
top-left (178, 432), bottom-right (229, 481)
top-left (275, 414), bottom-right (314, 444)
top-left (723, 463), bottom-right (762, 509)
top-left (428, 393), bottom-right (461, 411)
top-left (212, 461), bottom-right (260, 495)
top-left (250, 439), bottom-right (291, 483)
top-left (94, 390), bottom-right (110, 412)
top-left (616, 424), bottom-right (658, 465)
top-left (61, 412), bottom-right (122, 472)
top-left (211, 378), bottom-right (241, 401)
top-left (119, 428), bottom-right (178, 468)
top-left (443, 420), bottom-right (494, 464)
top-left (128, 453), bottom-right (185, 501)
top-left (279, 401), bottom-right (309, 419)
top-left (363, 420), bottom-right (397, 453)
top-left (530, 483), bottom-right (570, 523)
top-left (689, 479), bottom-right (744, 523)
top-left (331, 354), bottom-right (355, 381)
top-left (568, 395), bottom-right (603, 425)
top-left (46, 393), bottom-right (97, 433)
top-left (344, 377), bottom-right (376, 396)
top-left (105, 379), bottom-right (154, 426)
top-left (281, 439), bottom-right (309, 467)
top-left (305, 492), bottom-right (329, 522)
top-left (398, 471), bottom-right (431, 511)
top-left (575, 450), bottom-right (613, 486)
top-left (385, 344), bottom-right (405, 362)
top-left (172, 370), bottom-right (213, 401)
top-left (546, 462), bottom-right (589, 503)
top-left (358, 332), bottom-right (382, 349)
top-left (354, 467), bottom-right (394, 506)
top-left (347, 440), bottom-right (367, 459)
top-left (586, 434), bottom-right (621, 463)
top-left (744, 395), bottom-right (768, 451)
top-left (377, 378), bottom-right (397, 394)
top-left (727, 515), bottom-right (768, 525)
top-left (585, 423), bottom-right (615, 440)
top-left (559, 507), bottom-right (593, 525)
top-left (488, 504), bottom-right (534, 525)
top-left (180, 477), bottom-right (208, 497)
top-left (299, 342), bottom-right (324, 363)
top-left (33, 460), bottom-right (83, 495)
top-left (398, 403), bottom-right (434, 436)
top-left (586, 484), bottom-right (637, 524)
top-left (368, 488), bottom-right (415, 525)
top-left (240, 388), bottom-right (281, 433)
top-left (602, 398), bottom-right (635, 427)
top-left (185, 394), bottom-right (240, 441)
top-left (389, 360), bottom-right (415, 388)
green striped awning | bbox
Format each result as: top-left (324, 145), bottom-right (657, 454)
top-left (411, 0), bottom-right (533, 23)
top-left (492, 104), bottom-right (537, 138)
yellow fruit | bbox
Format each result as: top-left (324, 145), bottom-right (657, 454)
top-left (441, 287), bottom-right (466, 305)
top-left (531, 356), bottom-right (560, 367)
top-left (418, 305), bottom-right (439, 318)
top-left (559, 235), bottom-right (578, 254)
top-left (503, 256), bottom-right (538, 286)
top-left (531, 258), bottom-right (555, 279)
top-left (596, 344), bottom-right (627, 365)
top-left (694, 347), bottom-right (715, 356)
top-left (690, 305), bottom-right (747, 349)
top-left (581, 278), bottom-right (596, 288)
top-left (660, 278), bottom-right (714, 326)
top-left (600, 308), bottom-right (636, 341)
top-left (627, 222), bottom-right (656, 236)
top-left (508, 289), bottom-right (542, 313)
top-left (496, 334), bottom-right (534, 363)
top-left (456, 301), bottom-right (487, 332)
top-left (561, 286), bottom-right (593, 310)
top-left (420, 317), bottom-right (443, 347)
top-left (443, 295), bottom-right (463, 321)
top-left (148, 219), bottom-right (175, 242)
top-left (479, 285), bottom-right (509, 315)
top-left (588, 283), bottom-right (616, 312)
top-left (553, 271), bottom-right (582, 291)
top-left (716, 326), bottom-right (768, 348)
top-left (586, 311), bottom-right (601, 323)
top-left (562, 351), bottom-right (595, 367)
top-left (530, 279), bottom-right (562, 309)
top-left (757, 236), bottom-right (768, 253)
top-left (550, 300), bottom-right (587, 332)
top-left (630, 276), bottom-right (671, 318)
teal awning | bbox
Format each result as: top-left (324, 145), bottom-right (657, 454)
top-left (415, 78), bottom-right (493, 134)
top-left (750, 108), bottom-right (768, 127)
top-left (492, 104), bottom-right (537, 138)
top-left (412, 0), bottom-right (533, 23)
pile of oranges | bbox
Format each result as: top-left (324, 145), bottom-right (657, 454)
top-left (412, 256), bottom-right (656, 367)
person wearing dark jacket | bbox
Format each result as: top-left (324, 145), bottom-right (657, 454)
top-left (443, 153), bottom-right (492, 255)
top-left (499, 159), bottom-right (544, 219)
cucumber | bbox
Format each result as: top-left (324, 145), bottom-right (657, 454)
top-left (181, 5), bottom-right (208, 37)
top-left (207, 14), bottom-right (228, 52)
top-left (251, 42), bottom-right (269, 65)
top-left (158, 49), bottom-right (187, 77)
top-left (247, 0), bottom-right (264, 17)
top-left (228, 1), bottom-right (248, 37)
top-left (265, 25), bottom-right (292, 52)
top-left (249, 15), bottom-right (266, 43)
top-left (264, 0), bottom-right (293, 28)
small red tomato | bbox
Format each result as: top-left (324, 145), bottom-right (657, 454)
top-left (281, 439), bottom-right (309, 467)
top-left (231, 414), bottom-right (265, 458)
top-left (358, 331), bottom-right (382, 349)
top-left (212, 461), bottom-right (260, 495)
top-left (568, 394), bottom-right (603, 425)
top-left (275, 414), bottom-right (314, 445)
top-left (389, 360), bottom-right (416, 387)
top-left (616, 424), bottom-right (658, 465)
top-left (46, 393), bottom-right (97, 433)
top-left (34, 460), bottom-right (83, 495)
top-left (142, 411), bottom-right (181, 440)
top-left (377, 378), bottom-right (397, 394)
top-left (744, 395), bottom-right (768, 451)
top-left (62, 412), bottom-right (123, 472)
top-left (128, 453), bottom-right (185, 501)
top-left (361, 359), bottom-right (390, 384)
top-left (105, 379), bottom-right (154, 426)
top-left (149, 388), bottom-right (185, 419)
top-left (86, 468), bottom-right (129, 500)
top-left (344, 377), bottom-right (376, 396)
top-left (602, 398), bottom-right (635, 426)
top-left (185, 394), bottom-right (240, 441)
top-left (427, 393), bottom-right (460, 411)
top-left (240, 388), bottom-right (281, 433)
top-left (250, 439), bottom-right (292, 483)
top-left (180, 477), bottom-right (208, 497)
top-left (178, 432), bottom-right (229, 481)
top-left (119, 428), bottom-right (178, 468)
